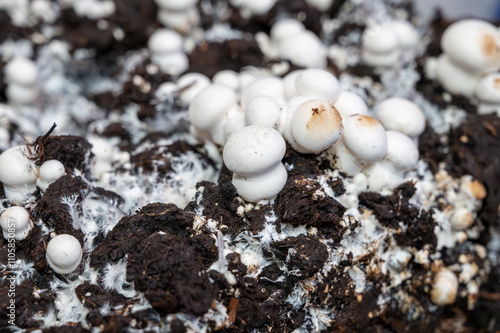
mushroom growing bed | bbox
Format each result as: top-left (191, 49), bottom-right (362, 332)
top-left (0, 1), bottom-right (499, 332)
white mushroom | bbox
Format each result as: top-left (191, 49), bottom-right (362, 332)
top-left (441, 19), bottom-right (500, 74)
top-left (286, 99), bottom-right (343, 154)
top-left (4, 57), bottom-right (39, 105)
top-left (148, 29), bottom-right (188, 76)
top-left (329, 115), bottom-right (387, 176)
top-left (0, 206), bottom-right (32, 241)
top-left (363, 131), bottom-right (419, 191)
top-left (374, 97), bottom-right (426, 139)
top-left (293, 68), bottom-right (340, 102)
top-left (474, 72), bottom-right (500, 115)
top-left (36, 159), bottom-right (66, 191)
top-left (157, 7), bottom-right (200, 34)
top-left (176, 73), bottom-right (211, 106)
top-left (223, 126), bottom-right (287, 202)
top-left (0, 145), bottom-right (39, 204)
top-left (189, 84), bottom-right (240, 145)
top-left (244, 95), bottom-right (286, 133)
top-left (46, 234), bottom-right (83, 274)
top-left (449, 207), bottom-right (474, 231)
top-left (212, 70), bottom-right (240, 91)
top-left (361, 22), bottom-right (399, 67)
top-left (240, 76), bottom-right (285, 110)
top-left (430, 268), bottom-right (458, 306)
top-left (278, 30), bottom-right (327, 68)
top-left (333, 91), bottom-right (369, 119)
top-left (434, 54), bottom-right (483, 98)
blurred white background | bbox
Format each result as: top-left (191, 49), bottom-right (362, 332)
top-left (414, 0), bottom-right (500, 22)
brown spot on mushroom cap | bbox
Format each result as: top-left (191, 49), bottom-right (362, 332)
top-left (355, 114), bottom-right (381, 127)
top-left (481, 33), bottom-right (500, 57)
top-left (494, 78), bottom-right (500, 90)
top-left (305, 103), bottom-right (342, 139)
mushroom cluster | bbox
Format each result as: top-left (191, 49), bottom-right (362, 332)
top-left (426, 19), bottom-right (500, 104)
top-left (188, 67), bottom-right (426, 200)
top-left (361, 20), bottom-right (419, 67)
top-left (256, 18), bottom-right (327, 68)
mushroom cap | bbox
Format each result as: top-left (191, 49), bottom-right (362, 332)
top-left (212, 70), bottom-right (240, 91)
top-left (0, 145), bottom-right (38, 187)
top-left (430, 268), bottom-right (458, 306)
top-left (294, 69), bottom-right (340, 102)
top-left (435, 54), bottom-right (482, 98)
top-left (333, 91), bottom-right (369, 119)
top-left (283, 69), bottom-right (304, 99)
top-left (6, 84), bottom-right (38, 105)
top-left (388, 20), bottom-right (419, 50)
top-left (362, 23), bottom-right (398, 54)
top-left (374, 97), bottom-right (426, 138)
top-left (39, 160), bottom-right (65, 183)
top-left (475, 72), bottom-right (500, 103)
top-left (176, 72), bottom-right (211, 106)
top-left (223, 126), bottom-right (286, 177)
top-left (189, 84), bottom-right (237, 132)
top-left (5, 57), bottom-right (38, 86)
top-left (290, 99), bottom-right (343, 154)
top-left (270, 18), bottom-right (305, 43)
top-left (384, 131), bottom-right (419, 171)
top-left (154, 0), bottom-right (197, 11)
top-left (148, 29), bottom-right (183, 54)
top-left (46, 234), bottom-right (83, 274)
top-left (343, 115), bottom-right (387, 163)
top-left (157, 8), bottom-right (200, 35)
top-left (151, 52), bottom-right (189, 76)
top-left (232, 163), bottom-right (287, 202)
top-left (245, 95), bottom-right (284, 132)
top-left (278, 31), bottom-right (327, 68)
top-left (1, 206), bottom-right (31, 241)
top-left (240, 76), bottom-right (285, 110)
top-left (441, 19), bottom-right (500, 74)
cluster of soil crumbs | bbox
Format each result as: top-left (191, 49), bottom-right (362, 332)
top-left (0, 1), bottom-right (499, 333)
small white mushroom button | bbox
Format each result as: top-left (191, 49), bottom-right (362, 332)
top-left (333, 91), bottom-right (369, 119)
top-left (330, 115), bottom-right (387, 176)
top-left (176, 73), bottom-right (211, 106)
top-left (46, 234), bottom-right (83, 274)
top-left (363, 131), bottom-right (419, 191)
top-left (430, 268), bottom-right (458, 306)
top-left (4, 57), bottom-right (39, 105)
top-left (189, 84), bottom-right (239, 145)
top-left (475, 72), bottom-right (500, 116)
top-left (293, 69), bottom-right (341, 102)
top-left (244, 96), bottom-right (286, 133)
top-left (361, 23), bottom-right (399, 67)
top-left (36, 160), bottom-right (66, 191)
top-left (287, 99), bottom-right (343, 154)
top-left (0, 145), bottom-right (39, 204)
top-left (374, 98), bottom-right (426, 139)
top-left (240, 76), bottom-right (285, 110)
top-left (0, 206), bottom-right (33, 241)
top-left (223, 126), bottom-right (287, 202)
top-left (148, 29), bottom-right (188, 76)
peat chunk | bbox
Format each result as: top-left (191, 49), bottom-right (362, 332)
top-left (127, 232), bottom-right (217, 316)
